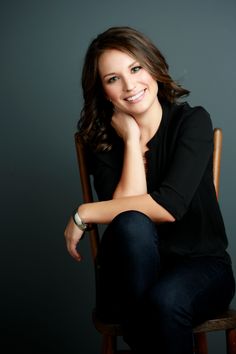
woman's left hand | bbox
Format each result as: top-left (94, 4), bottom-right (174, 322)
top-left (111, 109), bottom-right (140, 142)
top-left (64, 217), bottom-right (85, 262)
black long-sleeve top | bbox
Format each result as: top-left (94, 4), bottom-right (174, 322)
top-left (87, 102), bottom-right (231, 263)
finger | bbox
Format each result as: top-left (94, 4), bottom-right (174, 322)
top-left (71, 248), bottom-right (82, 262)
top-left (67, 241), bottom-right (82, 262)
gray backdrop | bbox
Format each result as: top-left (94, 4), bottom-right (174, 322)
top-left (1, 0), bottom-right (235, 353)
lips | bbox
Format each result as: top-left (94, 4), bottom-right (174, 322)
top-left (125, 89), bottom-right (145, 102)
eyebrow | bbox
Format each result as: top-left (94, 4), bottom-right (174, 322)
top-left (102, 60), bottom-right (138, 79)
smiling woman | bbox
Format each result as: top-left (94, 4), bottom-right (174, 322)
top-left (64, 27), bottom-right (235, 354)
top-left (78, 26), bottom-right (189, 152)
top-left (98, 50), bottom-right (159, 124)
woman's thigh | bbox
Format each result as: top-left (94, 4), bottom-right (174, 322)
top-left (147, 256), bottom-right (235, 326)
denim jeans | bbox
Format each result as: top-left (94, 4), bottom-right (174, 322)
top-left (96, 211), bottom-right (235, 354)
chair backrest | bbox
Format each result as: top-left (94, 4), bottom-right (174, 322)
top-left (213, 128), bottom-right (222, 199)
top-left (74, 134), bottom-right (99, 261)
top-left (74, 128), bottom-right (223, 262)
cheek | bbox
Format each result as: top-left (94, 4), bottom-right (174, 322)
top-left (103, 86), bottom-right (119, 101)
top-left (148, 76), bottom-right (158, 93)
top-left (153, 81), bottom-right (158, 94)
top-left (145, 73), bottom-right (157, 85)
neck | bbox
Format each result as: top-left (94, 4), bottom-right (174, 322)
top-left (135, 98), bottom-right (163, 144)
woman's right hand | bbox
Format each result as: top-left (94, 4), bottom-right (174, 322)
top-left (64, 217), bottom-right (85, 262)
top-left (111, 110), bottom-right (141, 142)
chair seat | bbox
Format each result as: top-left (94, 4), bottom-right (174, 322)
top-left (93, 309), bottom-right (236, 336)
top-left (193, 309), bottom-right (236, 333)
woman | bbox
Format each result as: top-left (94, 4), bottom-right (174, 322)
top-left (64, 27), bottom-right (235, 354)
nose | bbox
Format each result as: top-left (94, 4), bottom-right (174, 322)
top-left (122, 76), bottom-right (136, 92)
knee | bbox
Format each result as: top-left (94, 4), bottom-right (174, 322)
top-left (112, 210), bottom-right (155, 232)
top-left (108, 211), bottom-right (159, 259)
top-left (111, 210), bottom-right (158, 245)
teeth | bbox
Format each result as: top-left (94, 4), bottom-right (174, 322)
top-left (126, 90), bottom-right (144, 102)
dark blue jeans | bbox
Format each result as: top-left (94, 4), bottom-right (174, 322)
top-left (96, 211), bottom-right (235, 354)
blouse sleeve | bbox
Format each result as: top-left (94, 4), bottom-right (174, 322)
top-left (150, 106), bottom-right (214, 220)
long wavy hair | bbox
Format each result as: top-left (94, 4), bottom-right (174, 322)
top-left (78, 26), bottom-right (190, 151)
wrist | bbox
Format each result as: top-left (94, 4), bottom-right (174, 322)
top-left (77, 204), bottom-right (88, 223)
top-left (72, 207), bottom-right (88, 231)
top-left (125, 137), bottom-right (141, 148)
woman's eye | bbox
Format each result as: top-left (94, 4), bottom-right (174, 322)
top-left (131, 66), bottom-right (142, 73)
top-left (107, 76), bottom-right (118, 84)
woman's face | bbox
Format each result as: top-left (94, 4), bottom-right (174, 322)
top-left (98, 49), bottom-right (159, 117)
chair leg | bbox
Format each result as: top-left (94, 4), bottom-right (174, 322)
top-left (101, 334), bottom-right (117, 354)
top-left (226, 328), bottom-right (236, 354)
top-left (194, 332), bottom-right (208, 354)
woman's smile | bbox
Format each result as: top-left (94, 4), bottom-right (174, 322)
top-left (124, 89), bottom-right (146, 103)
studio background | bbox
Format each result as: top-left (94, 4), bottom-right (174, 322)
top-left (1, 0), bottom-right (235, 353)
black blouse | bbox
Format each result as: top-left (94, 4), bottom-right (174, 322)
top-left (87, 102), bottom-right (230, 263)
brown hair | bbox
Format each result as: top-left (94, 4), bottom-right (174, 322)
top-left (78, 26), bottom-right (190, 151)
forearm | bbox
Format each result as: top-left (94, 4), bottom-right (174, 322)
top-left (78, 194), bottom-right (175, 225)
top-left (113, 139), bottom-right (147, 198)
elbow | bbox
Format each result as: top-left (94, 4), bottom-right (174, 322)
top-left (167, 213), bottom-right (175, 223)
top-left (154, 208), bottom-right (176, 224)
top-left (163, 210), bottom-right (175, 223)
top-left (154, 211), bottom-right (175, 224)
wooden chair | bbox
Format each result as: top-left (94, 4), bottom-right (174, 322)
top-left (74, 128), bottom-right (236, 354)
